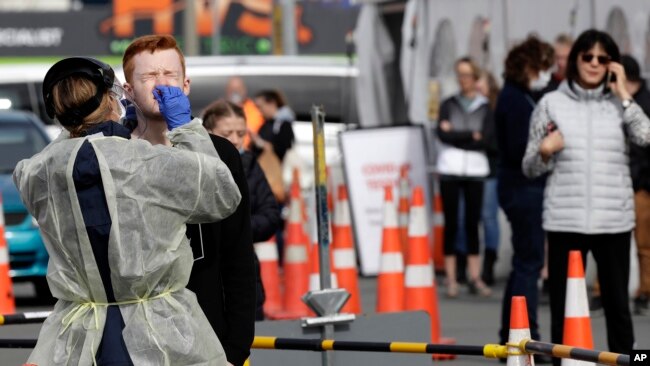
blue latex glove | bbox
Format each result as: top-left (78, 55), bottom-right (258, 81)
top-left (152, 85), bottom-right (192, 130)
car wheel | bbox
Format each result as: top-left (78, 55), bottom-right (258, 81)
top-left (33, 278), bottom-right (53, 301)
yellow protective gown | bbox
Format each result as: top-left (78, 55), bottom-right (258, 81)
top-left (13, 119), bottom-right (241, 366)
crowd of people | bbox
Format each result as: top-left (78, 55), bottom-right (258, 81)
top-left (9, 27), bottom-right (650, 366)
top-left (436, 29), bottom-right (650, 365)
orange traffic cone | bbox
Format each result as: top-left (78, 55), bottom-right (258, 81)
top-left (432, 187), bottom-right (445, 272)
top-left (254, 237), bottom-right (282, 317)
top-left (332, 185), bottom-right (361, 314)
top-left (276, 172), bottom-right (310, 319)
top-left (376, 185), bottom-right (405, 313)
top-left (397, 165), bottom-right (410, 256)
top-left (562, 251), bottom-right (594, 366)
top-left (0, 192), bottom-right (16, 314)
top-left (506, 296), bottom-right (535, 366)
top-left (404, 186), bottom-right (454, 359)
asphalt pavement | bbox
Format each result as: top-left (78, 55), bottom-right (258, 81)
top-left (2, 276), bottom-right (649, 366)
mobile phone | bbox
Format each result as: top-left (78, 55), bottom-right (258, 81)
top-left (546, 121), bottom-right (557, 134)
top-left (607, 71), bottom-right (617, 83)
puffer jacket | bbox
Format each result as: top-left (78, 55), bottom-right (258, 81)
top-left (522, 81), bottom-right (650, 234)
top-left (435, 94), bottom-right (496, 177)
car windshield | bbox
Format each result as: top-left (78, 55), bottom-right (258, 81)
top-left (0, 123), bottom-right (48, 174)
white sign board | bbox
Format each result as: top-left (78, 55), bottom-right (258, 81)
top-left (339, 126), bottom-right (432, 276)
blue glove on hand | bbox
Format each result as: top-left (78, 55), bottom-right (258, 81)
top-left (152, 85), bottom-right (192, 130)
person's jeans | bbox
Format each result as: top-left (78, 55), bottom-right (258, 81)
top-left (498, 178), bottom-right (545, 344)
top-left (456, 177), bottom-right (500, 253)
top-left (635, 190), bottom-right (650, 296)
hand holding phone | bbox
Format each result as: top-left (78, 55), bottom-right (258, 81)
top-left (546, 121), bottom-right (557, 135)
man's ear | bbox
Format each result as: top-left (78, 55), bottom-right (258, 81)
top-left (122, 82), bottom-right (135, 100)
top-left (183, 77), bottom-right (191, 96)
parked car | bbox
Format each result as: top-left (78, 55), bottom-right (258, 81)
top-left (0, 110), bottom-right (51, 298)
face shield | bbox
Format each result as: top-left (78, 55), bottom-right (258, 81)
top-left (109, 82), bottom-right (127, 120)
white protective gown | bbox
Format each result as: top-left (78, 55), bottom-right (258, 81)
top-left (13, 119), bottom-right (241, 366)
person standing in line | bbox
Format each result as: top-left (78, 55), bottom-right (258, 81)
top-left (476, 70), bottom-right (501, 286)
top-left (225, 76), bottom-right (265, 148)
top-left (541, 33), bottom-right (573, 94)
top-left (202, 99), bottom-right (283, 320)
top-left (523, 29), bottom-right (650, 364)
top-left (436, 57), bottom-right (496, 298)
top-left (495, 37), bottom-right (555, 363)
top-left (454, 70), bottom-right (501, 286)
top-left (122, 35), bottom-right (256, 366)
top-left (621, 54), bottom-right (650, 316)
top-left (252, 89), bottom-right (296, 162)
top-left (15, 57), bottom-right (240, 365)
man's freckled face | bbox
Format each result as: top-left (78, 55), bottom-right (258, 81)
top-left (128, 49), bottom-right (188, 118)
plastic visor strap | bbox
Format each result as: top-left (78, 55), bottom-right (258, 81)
top-left (60, 290), bottom-right (174, 365)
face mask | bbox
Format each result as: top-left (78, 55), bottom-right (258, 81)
top-left (530, 70), bottom-right (552, 91)
top-left (229, 93), bottom-right (243, 105)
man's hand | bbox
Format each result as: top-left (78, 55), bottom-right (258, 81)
top-left (227, 362), bottom-right (234, 366)
top-left (152, 85), bottom-right (192, 130)
top-left (539, 130), bottom-right (564, 163)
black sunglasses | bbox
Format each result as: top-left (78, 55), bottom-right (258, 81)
top-left (580, 53), bottom-right (611, 65)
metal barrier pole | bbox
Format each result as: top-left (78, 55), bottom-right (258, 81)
top-left (0, 335), bottom-right (632, 366)
top-left (0, 312), bottom-right (51, 326)
top-left (521, 340), bottom-right (630, 366)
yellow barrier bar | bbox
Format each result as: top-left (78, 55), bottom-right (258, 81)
top-left (389, 342), bottom-right (427, 353)
top-left (0, 315), bottom-right (4, 326)
top-left (252, 336), bottom-right (277, 349)
top-left (483, 344), bottom-right (508, 359)
top-left (321, 340), bottom-right (335, 350)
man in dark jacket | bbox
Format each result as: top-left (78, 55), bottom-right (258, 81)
top-left (122, 35), bottom-right (256, 366)
top-left (623, 54), bottom-right (650, 316)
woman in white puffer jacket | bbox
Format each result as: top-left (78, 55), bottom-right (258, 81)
top-left (523, 29), bottom-right (650, 364)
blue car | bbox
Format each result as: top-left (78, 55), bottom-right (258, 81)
top-left (0, 110), bottom-right (51, 298)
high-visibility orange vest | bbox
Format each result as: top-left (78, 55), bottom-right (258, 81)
top-left (243, 99), bottom-right (265, 148)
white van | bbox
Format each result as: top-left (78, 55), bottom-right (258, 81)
top-left (0, 56), bottom-right (358, 188)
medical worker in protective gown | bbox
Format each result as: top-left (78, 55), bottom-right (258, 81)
top-left (13, 57), bottom-right (240, 365)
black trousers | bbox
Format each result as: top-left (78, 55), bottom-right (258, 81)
top-left (547, 231), bottom-right (634, 366)
top-left (440, 178), bottom-right (484, 255)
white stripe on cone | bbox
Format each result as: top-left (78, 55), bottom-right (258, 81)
top-left (333, 249), bottom-right (356, 269)
top-left (309, 274), bottom-right (338, 291)
top-left (334, 201), bottom-right (350, 226)
top-left (404, 263), bottom-right (434, 288)
top-left (285, 246), bottom-right (308, 263)
top-left (398, 214), bottom-right (409, 227)
top-left (507, 328), bottom-right (534, 366)
top-left (407, 206), bottom-right (428, 237)
top-left (0, 247), bottom-right (7, 264)
top-left (384, 204), bottom-right (399, 227)
top-left (380, 253), bottom-right (404, 273)
top-left (254, 242), bottom-right (279, 261)
top-left (564, 278), bottom-right (590, 318)
top-left (433, 212), bottom-right (444, 226)
top-left (288, 200), bottom-right (301, 222)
